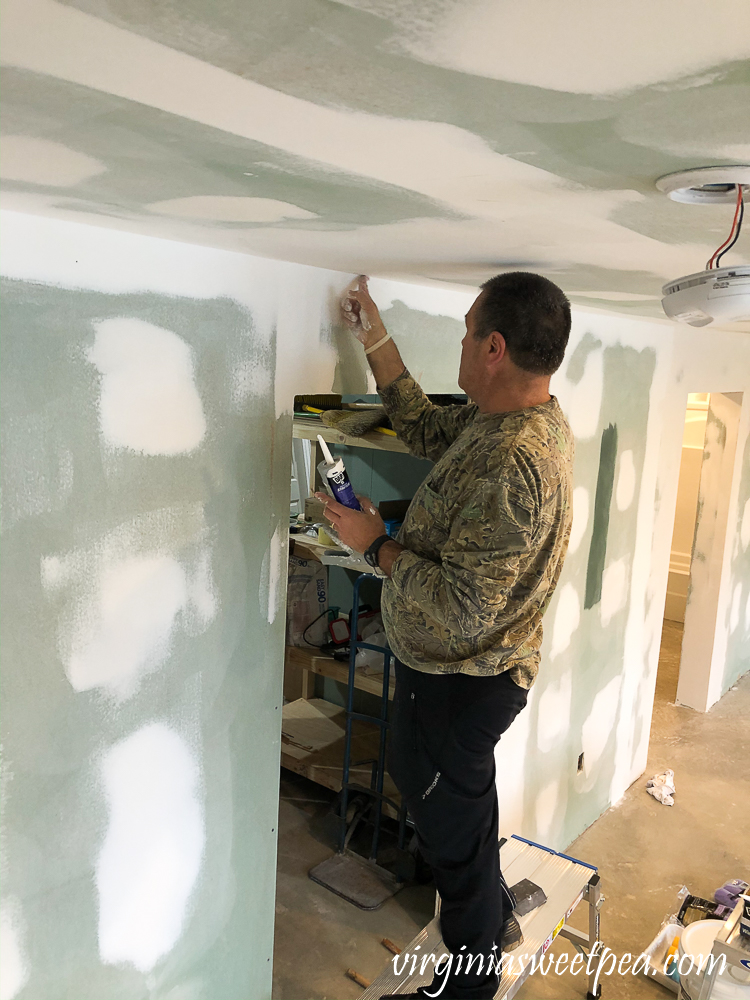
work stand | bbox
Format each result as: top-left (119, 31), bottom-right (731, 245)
top-left (360, 835), bottom-right (605, 1000)
top-left (309, 575), bottom-right (410, 910)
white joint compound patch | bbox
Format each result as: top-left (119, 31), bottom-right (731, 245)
top-left (565, 348), bottom-right (604, 441)
top-left (386, 0), bottom-right (750, 95)
top-left (87, 318), bottom-right (206, 456)
top-left (536, 671), bottom-right (572, 754)
top-left (581, 676), bottom-right (623, 776)
top-left (96, 723), bottom-right (205, 973)
top-left (41, 506), bottom-right (217, 701)
top-left (600, 557), bottom-right (629, 628)
top-left (549, 583), bottom-right (580, 660)
top-left (0, 902), bottom-right (28, 1000)
top-left (616, 450), bottom-right (636, 511)
top-left (568, 486), bottom-right (590, 555)
top-left (66, 554), bottom-right (188, 698)
top-left (260, 524), bottom-right (284, 625)
top-left (148, 195), bottom-right (318, 223)
top-left (0, 135), bottom-right (106, 187)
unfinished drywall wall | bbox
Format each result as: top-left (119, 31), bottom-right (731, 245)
top-left (0, 214), bottom-right (296, 1000)
top-left (0, 211), bottom-right (478, 1000)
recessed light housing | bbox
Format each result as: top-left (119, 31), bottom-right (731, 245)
top-left (656, 165), bottom-right (750, 205)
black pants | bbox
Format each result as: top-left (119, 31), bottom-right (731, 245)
top-left (388, 661), bottom-right (528, 1000)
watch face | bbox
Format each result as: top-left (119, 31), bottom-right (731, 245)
top-left (364, 550), bottom-right (376, 567)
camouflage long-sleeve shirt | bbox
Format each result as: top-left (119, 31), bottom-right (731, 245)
top-left (379, 370), bottom-right (574, 689)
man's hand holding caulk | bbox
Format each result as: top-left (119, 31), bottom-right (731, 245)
top-left (314, 492), bottom-right (405, 577)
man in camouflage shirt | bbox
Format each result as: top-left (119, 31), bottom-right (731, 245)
top-left (318, 272), bottom-right (573, 1000)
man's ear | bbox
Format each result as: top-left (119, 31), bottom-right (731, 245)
top-left (487, 331), bottom-right (507, 362)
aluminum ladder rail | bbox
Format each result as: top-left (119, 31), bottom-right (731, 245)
top-left (360, 834), bottom-right (604, 1000)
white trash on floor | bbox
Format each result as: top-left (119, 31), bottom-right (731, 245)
top-left (647, 768), bottom-right (676, 805)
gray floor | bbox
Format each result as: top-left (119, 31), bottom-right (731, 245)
top-left (272, 621), bottom-right (750, 1000)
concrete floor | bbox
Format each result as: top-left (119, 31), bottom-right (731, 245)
top-left (272, 621), bottom-right (750, 1000)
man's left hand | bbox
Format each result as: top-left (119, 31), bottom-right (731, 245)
top-left (314, 492), bottom-right (387, 553)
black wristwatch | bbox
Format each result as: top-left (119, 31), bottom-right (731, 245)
top-left (364, 533), bottom-right (392, 569)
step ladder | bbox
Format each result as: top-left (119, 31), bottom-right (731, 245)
top-left (360, 834), bottom-right (604, 1000)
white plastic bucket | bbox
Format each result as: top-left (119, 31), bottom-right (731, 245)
top-left (677, 920), bottom-right (750, 999)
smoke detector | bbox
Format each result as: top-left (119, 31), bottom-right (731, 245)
top-left (657, 166), bottom-right (749, 327)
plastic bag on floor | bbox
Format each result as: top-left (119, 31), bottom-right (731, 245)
top-left (647, 768), bottom-right (676, 806)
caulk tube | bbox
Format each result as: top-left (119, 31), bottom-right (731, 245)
top-left (317, 435), bottom-right (362, 511)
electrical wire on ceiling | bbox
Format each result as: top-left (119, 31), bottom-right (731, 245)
top-left (706, 184), bottom-right (745, 269)
top-left (715, 192), bottom-right (744, 268)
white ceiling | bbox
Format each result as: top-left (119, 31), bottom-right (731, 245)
top-left (1, 0), bottom-right (749, 316)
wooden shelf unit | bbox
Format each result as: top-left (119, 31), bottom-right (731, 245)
top-left (284, 418), bottom-right (401, 809)
top-left (292, 417), bottom-right (409, 454)
top-left (280, 697), bottom-right (400, 817)
top-left (285, 644), bottom-right (394, 700)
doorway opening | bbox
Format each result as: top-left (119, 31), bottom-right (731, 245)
top-left (654, 391), bottom-right (744, 714)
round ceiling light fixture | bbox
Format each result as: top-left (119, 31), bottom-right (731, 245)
top-left (657, 165), bottom-right (749, 327)
top-left (655, 165), bottom-right (750, 204)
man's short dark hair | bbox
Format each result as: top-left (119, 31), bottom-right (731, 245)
top-left (477, 272), bottom-right (571, 376)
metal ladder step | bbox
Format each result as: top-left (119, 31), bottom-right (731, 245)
top-left (360, 835), bottom-right (600, 1000)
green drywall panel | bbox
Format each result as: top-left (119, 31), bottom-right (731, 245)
top-left (0, 278), bottom-right (288, 1000)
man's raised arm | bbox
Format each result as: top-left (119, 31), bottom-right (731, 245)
top-left (342, 276), bottom-right (474, 462)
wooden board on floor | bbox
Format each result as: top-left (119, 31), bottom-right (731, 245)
top-left (280, 698), bottom-right (400, 818)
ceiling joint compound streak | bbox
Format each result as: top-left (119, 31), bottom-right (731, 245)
top-left (0, 0), bottom-right (748, 313)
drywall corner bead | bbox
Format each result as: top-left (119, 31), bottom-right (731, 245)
top-left (87, 318), bottom-right (206, 456)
